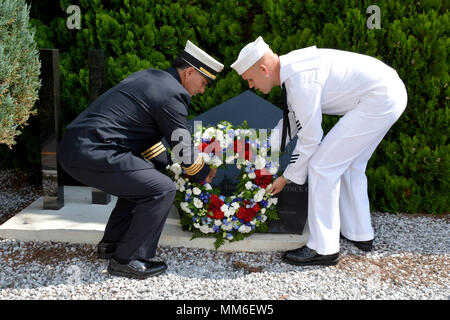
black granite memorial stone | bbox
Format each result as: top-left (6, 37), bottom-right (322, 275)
top-left (187, 90), bottom-right (308, 234)
top-left (38, 49), bottom-right (64, 210)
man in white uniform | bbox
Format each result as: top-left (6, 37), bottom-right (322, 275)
top-left (231, 37), bottom-right (407, 266)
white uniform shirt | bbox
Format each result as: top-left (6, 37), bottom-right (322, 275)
top-left (271, 46), bottom-right (398, 184)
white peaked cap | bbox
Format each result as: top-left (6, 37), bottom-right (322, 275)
top-left (231, 36), bottom-right (270, 75)
top-left (181, 40), bottom-right (224, 80)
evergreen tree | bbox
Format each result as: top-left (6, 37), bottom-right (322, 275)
top-left (0, 0), bottom-right (41, 148)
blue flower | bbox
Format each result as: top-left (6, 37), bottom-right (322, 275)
top-left (219, 195), bottom-right (226, 202)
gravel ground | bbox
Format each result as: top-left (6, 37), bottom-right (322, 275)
top-left (0, 169), bottom-right (448, 300)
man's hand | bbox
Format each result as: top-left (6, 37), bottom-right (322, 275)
top-left (267, 176), bottom-right (289, 195)
top-left (204, 167), bottom-right (217, 184)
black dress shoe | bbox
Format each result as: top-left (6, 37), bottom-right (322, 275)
top-left (97, 241), bottom-right (117, 260)
top-left (340, 233), bottom-right (373, 252)
top-left (108, 258), bottom-right (168, 279)
top-left (282, 246), bottom-right (339, 266)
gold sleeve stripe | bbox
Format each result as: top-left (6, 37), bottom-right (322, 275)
top-left (142, 144), bottom-right (165, 158)
top-left (143, 146), bottom-right (166, 161)
top-left (141, 142), bottom-right (166, 160)
top-left (183, 155), bottom-right (205, 176)
top-left (142, 142), bottom-right (163, 155)
top-left (184, 162), bottom-right (202, 176)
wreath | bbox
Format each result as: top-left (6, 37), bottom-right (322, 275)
top-left (166, 121), bottom-right (280, 249)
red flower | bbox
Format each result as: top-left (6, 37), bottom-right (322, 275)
top-left (235, 201), bottom-right (260, 223)
top-left (207, 194), bottom-right (224, 219)
top-left (254, 170), bottom-right (272, 189)
top-left (198, 138), bottom-right (221, 155)
top-left (234, 139), bottom-right (253, 161)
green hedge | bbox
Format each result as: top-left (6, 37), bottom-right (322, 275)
top-left (2, 0), bottom-right (448, 214)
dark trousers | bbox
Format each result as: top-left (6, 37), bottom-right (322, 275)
top-left (61, 165), bottom-right (176, 261)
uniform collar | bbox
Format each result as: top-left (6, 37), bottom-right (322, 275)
top-left (279, 46), bottom-right (320, 85)
top-left (166, 67), bottom-right (182, 84)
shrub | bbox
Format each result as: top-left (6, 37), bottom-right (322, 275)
top-left (0, 0), bottom-right (41, 148)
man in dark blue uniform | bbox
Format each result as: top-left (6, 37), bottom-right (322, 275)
top-left (58, 41), bottom-right (223, 279)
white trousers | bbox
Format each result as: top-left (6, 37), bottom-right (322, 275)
top-left (306, 75), bottom-right (407, 255)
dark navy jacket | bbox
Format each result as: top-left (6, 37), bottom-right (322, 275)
top-left (58, 67), bottom-right (209, 182)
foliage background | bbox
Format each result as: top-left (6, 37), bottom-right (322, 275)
top-left (1, 0), bottom-right (448, 214)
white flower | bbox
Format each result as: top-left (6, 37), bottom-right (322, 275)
top-left (214, 220), bottom-right (222, 226)
top-left (180, 202), bottom-right (191, 213)
top-left (253, 189), bottom-right (265, 202)
top-left (238, 225), bottom-right (252, 233)
top-left (269, 166), bottom-right (278, 175)
top-left (199, 224), bottom-right (213, 234)
top-left (261, 208), bottom-right (266, 214)
top-left (193, 187), bottom-right (201, 195)
top-left (248, 172), bottom-right (256, 179)
top-left (225, 155), bottom-right (235, 164)
top-left (193, 198), bottom-right (203, 208)
top-left (205, 127), bottom-right (216, 137)
top-left (220, 204), bottom-right (229, 213)
top-left (245, 181), bottom-right (253, 190)
top-left (231, 202), bottom-right (240, 210)
top-left (202, 132), bottom-right (212, 140)
top-left (201, 153), bottom-right (211, 163)
top-left (255, 155), bottom-right (266, 170)
top-left (193, 223), bottom-right (200, 229)
top-left (250, 219), bottom-right (257, 225)
top-left (226, 208), bottom-right (236, 217)
top-left (267, 197), bottom-right (278, 207)
top-left (186, 189), bottom-right (192, 195)
top-left (204, 183), bottom-right (212, 190)
top-left (261, 215), bottom-right (267, 222)
top-left (212, 156), bottom-right (222, 167)
top-left (221, 224), bottom-right (233, 231)
top-left (170, 163), bottom-right (182, 175)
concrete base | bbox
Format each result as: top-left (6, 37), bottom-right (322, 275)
top-left (0, 186), bottom-right (308, 252)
